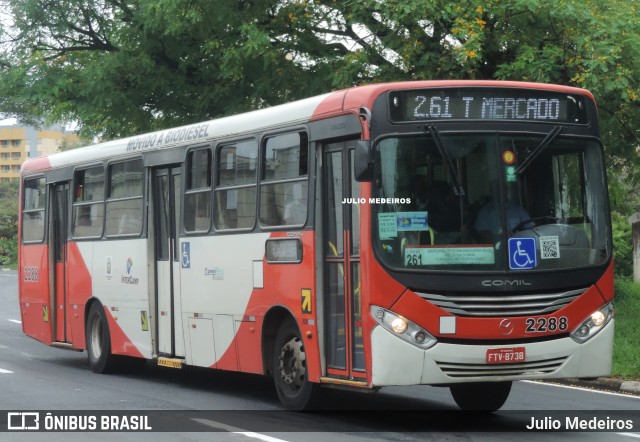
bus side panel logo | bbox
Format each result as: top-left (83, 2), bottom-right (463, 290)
top-left (508, 238), bottom-right (536, 270)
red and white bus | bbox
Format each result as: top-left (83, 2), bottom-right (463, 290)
top-left (18, 80), bottom-right (613, 411)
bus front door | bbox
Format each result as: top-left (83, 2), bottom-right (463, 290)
top-left (321, 141), bottom-right (366, 382)
top-left (152, 166), bottom-right (185, 358)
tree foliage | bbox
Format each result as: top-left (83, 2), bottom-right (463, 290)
top-left (0, 0), bottom-right (638, 269)
top-left (0, 1), bottom-right (638, 144)
top-left (0, 180), bottom-right (19, 265)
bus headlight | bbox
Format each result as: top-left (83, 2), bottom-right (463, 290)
top-left (591, 310), bottom-right (606, 327)
top-left (570, 303), bottom-right (613, 343)
top-left (371, 306), bottom-right (437, 349)
top-left (391, 317), bottom-right (408, 334)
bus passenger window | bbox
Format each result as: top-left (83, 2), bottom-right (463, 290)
top-left (22, 177), bottom-right (46, 242)
top-left (72, 166), bottom-right (105, 238)
top-left (214, 140), bottom-right (257, 230)
top-left (105, 160), bottom-right (144, 236)
top-left (259, 132), bottom-right (308, 227)
top-left (184, 148), bottom-right (212, 232)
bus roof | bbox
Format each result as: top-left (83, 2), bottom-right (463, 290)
top-left (21, 80), bottom-right (594, 175)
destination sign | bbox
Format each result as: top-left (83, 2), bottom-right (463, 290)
top-left (389, 88), bottom-right (588, 124)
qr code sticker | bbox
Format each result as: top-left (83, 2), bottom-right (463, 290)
top-left (540, 236), bottom-right (560, 259)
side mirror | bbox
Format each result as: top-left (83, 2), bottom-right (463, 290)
top-left (354, 140), bottom-right (373, 182)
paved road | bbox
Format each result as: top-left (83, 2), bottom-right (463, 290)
top-left (1, 270), bottom-right (639, 441)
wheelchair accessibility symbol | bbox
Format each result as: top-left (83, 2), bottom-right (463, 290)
top-left (181, 242), bottom-right (191, 269)
top-left (508, 237), bottom-right (536, 270)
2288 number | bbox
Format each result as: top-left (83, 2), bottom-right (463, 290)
top-left (525, 316), bottom-right (568, 333)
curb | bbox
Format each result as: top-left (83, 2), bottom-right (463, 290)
top-left (544, 378), bottom-right (640, 395)
top-left (621, 381), bottom-right (640, 394)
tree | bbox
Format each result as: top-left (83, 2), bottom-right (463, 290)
top-left (0, 0), bottom-right (332, 139)
top-left (0, 180), bottom-right (19, 265)
top-left (0, 0), bottom-right (638, 273)
top-left (0, 1), bottom-right (638, 148)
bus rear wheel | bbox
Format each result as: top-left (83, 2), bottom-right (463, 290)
top-left (450, 381), bottom-right (512, 412)
top-left (272, 319), bottom-right (319, 410)
top-left (86, 302), bottom-right (117, 373)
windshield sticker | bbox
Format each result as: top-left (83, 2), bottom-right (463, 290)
top-left (379, 212), bottom-right (429, 240)
top-left (378, 213), bottom-right (398, 239)
top-left (540, 236), bottom-right (560, 259)
top-left (396, 212), bottom-right (429, 232)
top-left (404, 246), bottom-right (495, 266)
top-left (508, 237), bottom-right (537, 269)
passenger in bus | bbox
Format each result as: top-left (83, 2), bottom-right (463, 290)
top-left (427, 180), bottom-right (464, 243)
top-left (118, 212), bottom-right (141, 235)
top-left (283, 183), bottom-right (306, 225)
top-left (283, 197), bottom-right (306, 225)
top-left (406, 178), bottom-right (465, 244)
top-left (409, 175), bottom-right (429, 211)
top-left (475, 179), bottom-right (530, 242)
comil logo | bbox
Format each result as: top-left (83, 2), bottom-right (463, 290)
top-left (499, 319), bottom-right (514, 336)
top-left (7, 412), bottom-right (40, 430)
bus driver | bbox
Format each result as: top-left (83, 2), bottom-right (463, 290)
top-left (475, 179), bottom-right (530, 241)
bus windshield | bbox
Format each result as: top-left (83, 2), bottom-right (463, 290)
top-left (372, 133), bottom-right (610, 272)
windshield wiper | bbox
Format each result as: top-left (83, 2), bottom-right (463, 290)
top-left (515, 126), bottom-right (563, 175)
top-left (427, 125), bottom-right (465, 197)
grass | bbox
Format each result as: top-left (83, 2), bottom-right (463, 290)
top-left (612, 278), bottom-right (640, 380)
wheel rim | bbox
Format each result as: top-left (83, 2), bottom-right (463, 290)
top-left (278, 336), bottom-right (306, 392)
top-left (90, 314), bottom-right (102, 359)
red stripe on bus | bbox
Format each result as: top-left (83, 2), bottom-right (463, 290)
top-left (21, 156), bottom-right (52, 174)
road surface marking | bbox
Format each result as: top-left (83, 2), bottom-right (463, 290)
top-left (0, 367), bottom-right (14, 374)
top-left (8, 319), bottom-right (21, 324)
top-left (617, 433), bottom-right (640, 439)
top-left (524, 380), bottom-right (640, 400)
top-left (192, 418), bottom-right (290, 442)
top-left (235, 432), bottom-right (290, 442)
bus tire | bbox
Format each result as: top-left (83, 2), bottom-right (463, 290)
top-left (86, 302), bottom-right (117, 374)
top-left (272, 318), bottom-right (319, 410)
top-left (450, 381), bottom-right (512, 412)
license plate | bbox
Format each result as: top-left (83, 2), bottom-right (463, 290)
top-left (486, 347), bottom-right (526, 364)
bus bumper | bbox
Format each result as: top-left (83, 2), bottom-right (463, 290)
top-left (370, 319), bottom-right (614, 386)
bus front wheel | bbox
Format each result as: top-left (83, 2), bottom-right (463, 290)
top-left (450, 381), bottom-right (512, 411)
top-left (86, 302), bottom-right (117, 373)
top-left (272, 319), bottom-right (320, 410)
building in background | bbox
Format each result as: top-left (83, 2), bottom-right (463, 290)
top-left (0, 122), bottom-right (81, 181)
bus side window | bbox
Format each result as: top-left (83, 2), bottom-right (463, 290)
top-left (72, 166), bottom-right (105, 238)
top-left (105, 160), bottom-right (144, 236)
top-left (184, 148), bottom-right (212, 232)
top-left (22, 177), bottom-right (46, 242)
top-left (259, 132), bottom-right (308, 227)
top-left (214, 140), bottom-right (257, 230)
